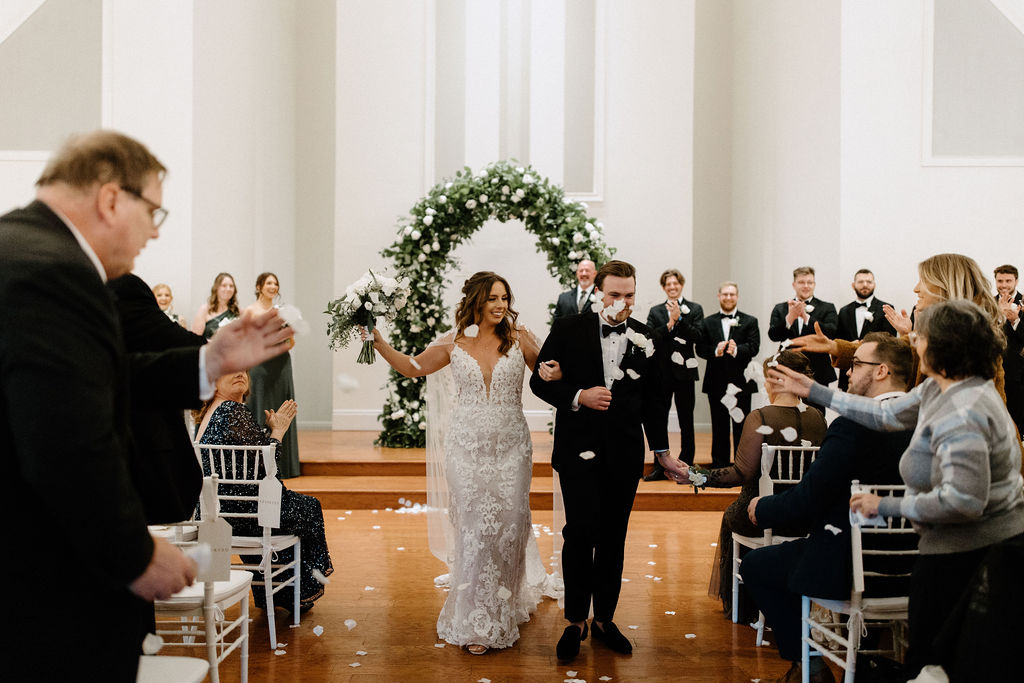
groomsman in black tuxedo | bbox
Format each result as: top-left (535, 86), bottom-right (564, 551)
top-left (644, 268), bottom-right (704, 479)
top-left (553, 258), bottom-right (596, 319)
top-left (696, 282), bottom-right (760, 468)
top-left (531, 260), bottom-right (683, 661)
top-left (834, 269), bottom-right (896, 391)
top-left (994, 264), bottom-right (1024, 433)
top-left (769, 266), bottom-right (838, 391)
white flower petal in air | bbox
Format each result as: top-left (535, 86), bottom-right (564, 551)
top-left (364, 585), bottom-right (375, 591)
top-left (608, 298), bottom-right (626, 314)
top-left (729, 407), bottom-right (745, 423)
top-left (463, 324), bottom-right (479, 337)
top-left (609, 366), bottom-right (624, 381)
top-left (626, 369), bottom-right (641, 380)
top-left (313, 625), bottom-right (324, 636)
top-left (824, 524), bottom-right (842, 536)
top-left (781, 339), bottom-right (793, 349)
top-left (349, 662), bottom-right (360, 667)
top-left (434, 643), bottom-right (446, 648)
top-left (566, 671), bottom-right (577, 678)
top-left (686, 357), bottom-right (699, 368)
top-left (579, 451), bottom-right (596, 460)
top-left (336, 373), bottom-right (359, 393)
top-left (141, 634), bottom-right (164, 655)
top-left (275, 650), bottom-right (287, 656)
top-left (725, 383), bottom-right (742, 396)
top-left (496, 586), bottom-right (512, 600)
top-left (800, 439), bottom-right (812, 447)
top-left (780, 427), bottom-right (798, 442)
top-left (648, 561), bottom-right (656, 566)
top-left (674, 337), bottom-right (687, 345)
top-left (665, 611), bottom-right (676, 615)
top-left (671, 351), bottom-right (686, 365)
top-left (721, 394), bottom-right (738, 410)
top-left (685, 633), bottom-right (697, 639)
top-left (600, 677), bottom-right (614, 682)
top-left (628, 625), bottom-right (639, 630)
top-left (766, 360), bottom-right (779, 368)
top-left (312, 569), bottom-right (330, 585)
top-left (478, 679), bottom-right (491, 683)
top-left (644, 345), bottom-right (655, 358)
top-left (797, 402), bottom-right (809, 412)
top-left (755, 425), bottom-right (774, 435)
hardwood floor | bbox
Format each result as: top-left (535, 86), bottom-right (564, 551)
top-left (166, 431), bottom-right (833, 681)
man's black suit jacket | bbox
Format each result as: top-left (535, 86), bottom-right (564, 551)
top-left (530, 312), bottom-right (668, 479)
top-left (835, 298), bottom-right (897, 343)
top-left (1000, 292), bottom-right (1024, 386)
top-left (647, 298), bottom-right (704, 383)
top-left (769, 297), bottom-right (838, 386)
top-left (109, 273), bottom-right (207, 524)
top-left (754, 415), bottom-right (913, 600)
top-left (0, 201), bottom-right (201, 679)
top-left (695, 311), bottom-right (760, 396)
top-left (553, 287), bottom-right (594, 320)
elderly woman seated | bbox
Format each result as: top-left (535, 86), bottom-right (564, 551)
top-left (195, 371), bottom-right (333, 611)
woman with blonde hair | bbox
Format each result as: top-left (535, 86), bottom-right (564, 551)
top-left (191, 272), bottom-right (240, 338)
top-left (151, 283), bottom-right (186, 328)
top-left (364, 271), bottom-right (561, 655)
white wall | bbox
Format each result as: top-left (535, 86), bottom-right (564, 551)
top-left (840, 1), bottom-right (1024, 315)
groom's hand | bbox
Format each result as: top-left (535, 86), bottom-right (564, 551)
top-left (579, 386), bottom-right (612, 411)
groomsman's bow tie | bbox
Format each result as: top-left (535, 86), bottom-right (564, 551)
top-left (855, 301), bottom-right (869, 308)
top-left (602, 323), bottom-right (626, 337)
top-left (723, 313), bottom-right (737, 319)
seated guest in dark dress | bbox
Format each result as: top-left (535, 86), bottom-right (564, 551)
top-left (195, 371), bottom-right (332, 611)
top-left (675, 351), bottom-right (827, 621)
top-left (741, 333), bottom-right (915, 683)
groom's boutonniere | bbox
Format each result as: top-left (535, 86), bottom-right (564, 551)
top-left (727, 317), bottom-right (740, 327)
top-left (804, 304), bottom-right (815, 313)
top-left (863, 311), bottom-right (874, 322)
top-left (625, 328), bottom-right (654, 358)
top-left (679, 303), bottom-right (690, 315)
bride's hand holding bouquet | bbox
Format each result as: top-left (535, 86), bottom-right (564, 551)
top-left (326, 270), bottom-right (410, 364)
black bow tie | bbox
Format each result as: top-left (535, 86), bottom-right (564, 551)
top-left (723, 313), bottom-right (737, 319)
top-left (855, 301), bottom-right (869, 308)
top-left (602, 323), bottom-right (625, 338)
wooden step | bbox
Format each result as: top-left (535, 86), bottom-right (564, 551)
top-left (299, 460), bottom-right (555, 477)
top-left (288, 475), bottom-right (739, 512)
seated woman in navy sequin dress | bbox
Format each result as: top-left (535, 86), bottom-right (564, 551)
top-left (195, 371), bottom-right (333, 611)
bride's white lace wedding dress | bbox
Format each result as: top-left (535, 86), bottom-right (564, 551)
top-left (430, 333), bottom-right (560, 649)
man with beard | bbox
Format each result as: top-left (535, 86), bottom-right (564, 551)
top-left (834, 269), bottom-right (896, 391)
top-left (994, 264), bottom-right (1023, 433)
top-left (553, 259), bottom-right (597, 319)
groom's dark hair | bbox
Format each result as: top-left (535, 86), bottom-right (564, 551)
top-left (595, 260), bottom-right (636, 290)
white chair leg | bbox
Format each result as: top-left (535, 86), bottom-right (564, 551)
top-left (755, 610), bottom-right (765, 646)
top-left (801, 596), bottom-right (811, 683)
top-left (241, 594), bottom-right (250, 683)
top-left (204, 583), bottom-right (220, 683)
top-left (293, 541), bottom-right (301, 624)
top-left (844, 616), bottom-right (860, 683)
top-left (264, 549), bottom-right (278, 649)
top-left (731, 537), bottom-right (741, 623)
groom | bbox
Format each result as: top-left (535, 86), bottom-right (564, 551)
top-left (531, 260), bottom-right (686, 660)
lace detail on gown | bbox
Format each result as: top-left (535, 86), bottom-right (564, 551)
top-left (434, 340), bottom-right (560, 648)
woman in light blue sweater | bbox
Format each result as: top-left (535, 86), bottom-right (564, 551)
top-left (770, 300), bottom-right (1024, 679)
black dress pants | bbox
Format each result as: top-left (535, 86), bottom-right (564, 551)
top-left (558, 468), bottom-right (639, 623)
top-left (707, 389), bottom-right (750, 468)
top-left (655, 380), bottom-right (696, 464)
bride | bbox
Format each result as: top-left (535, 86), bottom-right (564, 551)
top-left (366, 271), bottom-right (561, 654)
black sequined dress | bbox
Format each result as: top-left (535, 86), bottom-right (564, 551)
top-left (198, 400), bottom-right (332, 609)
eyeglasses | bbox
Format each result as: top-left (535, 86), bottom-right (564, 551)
top-left (851, 358), bottom-right (883, 368)
top-left (120, 186), bottom-right (168, 228)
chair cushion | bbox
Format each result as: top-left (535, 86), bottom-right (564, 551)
top-left (147, 525), bottom-right (199, 542)
top-left (136, 655), bottom-right (209, 683)
top-left (231, 534), bottom-right (300, 551)
top-left (155, 570), bottom-right (253, 612)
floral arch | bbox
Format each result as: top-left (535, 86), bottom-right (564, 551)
top-left (375, 160), bottom-right (615, 447)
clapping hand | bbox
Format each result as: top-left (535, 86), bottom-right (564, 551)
top-left (786, 299), bottom-right (807, 326)
top-left (726, 339), bottom-right (738, 357)
top-left (882, 304), bottom-right (913, 336)
top-left (998, 293), bottom-right (1020, 324)
top-left (666, 299), bottom-right (680, 327)
top-left (266, 399), bottom-right (298, 439)
top-left (715, 341), bottom-right (728, 357)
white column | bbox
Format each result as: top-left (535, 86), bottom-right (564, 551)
top-left (463, 0), bottom-right (501, 169)
top-left (528, 0), bottom-right (565, 183)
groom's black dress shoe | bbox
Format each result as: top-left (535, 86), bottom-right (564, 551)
top-left (643, 465), bottom-right (667, 482)
top-left (591, 620), bottom-right (632, 654)
top-left (556, 622), bottom-right (588, 660)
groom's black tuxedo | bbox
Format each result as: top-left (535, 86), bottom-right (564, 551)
top-left (647, 298), bottom-right (704, 464)
top-left (531, 312), bottom-right (667, 623)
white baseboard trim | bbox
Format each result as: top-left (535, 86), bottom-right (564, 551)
top-left (297, 420), bottom-right (333, 430)
top-left (331, 408), bottom-right (711, 433)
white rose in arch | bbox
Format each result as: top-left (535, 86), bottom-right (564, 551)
top-left (515, 188), bottom-right (525, 198)
top-left (569, 250), bottom-right (578, 260)
top-left (410, 229), bottom-right (421, 240)
top-left (502, 185), bottom-right (510, 194)
top-left (523, 174), bottom-right (534, 184)
top-left (417, 254), bottom-right (426, 262)
top-left (465, 199), bottom-right (477, 210)
top-left (422, 244), bottom-right (431, 253)
top-left (445, 182), bottom-right (453, 189)
top-left (426, 207), bottom-right (436, 215)
top-left (422, 215), bottom-right (433, 226)
top-left (479, 194), bottom-right (488, 203)
top-left (572, 232), bottom-right (585, 244)
top-left (438, 195), bottom-right (447, 204)
top-left (515, 166), bottom-right (525, 173)
top-left (431, 241), bottom-right (440, 251)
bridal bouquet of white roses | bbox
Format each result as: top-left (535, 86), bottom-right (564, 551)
top-left (326, 270), bottom-right (410, 364)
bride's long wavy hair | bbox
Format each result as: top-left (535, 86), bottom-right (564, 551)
top-left (454, 271), bottom-right (519, 354)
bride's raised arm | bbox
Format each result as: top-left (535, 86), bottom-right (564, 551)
top-left (363, 327), bottom-right (452, 377)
